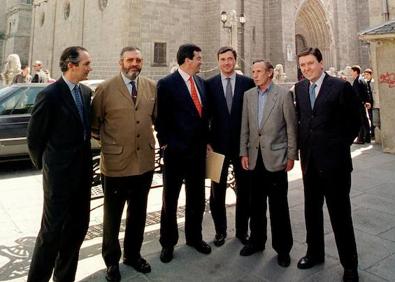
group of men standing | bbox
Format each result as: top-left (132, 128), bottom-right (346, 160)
top-left (26, 44), bottom-right (360, 282)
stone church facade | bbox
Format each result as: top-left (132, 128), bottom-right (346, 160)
top-left (26, 0), bottom-right (371, 81)
top-left (0, 0), bottom-right (33, 67)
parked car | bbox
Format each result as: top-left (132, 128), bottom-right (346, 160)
top-left (0, 81), bottom-right (103, 162)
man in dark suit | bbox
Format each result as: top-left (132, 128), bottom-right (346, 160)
top-left (351, 65), bottom-right (371, 144)
top-left (92, 47), bottom-right (156, 281)
top-left (295, 47), bottom-right (360, 282)
top-left (27, 46), bottom-right (93, 282)
top-left (206, 46), bottom-right (254, 247)
top-left (156, 43), bottom-right (211, 263)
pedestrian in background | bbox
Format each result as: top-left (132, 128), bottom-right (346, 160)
top-left (12, 64), bottom-right (31, 83)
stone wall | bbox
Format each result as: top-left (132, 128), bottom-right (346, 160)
top-left (28, 0), bottom-right (373, 82)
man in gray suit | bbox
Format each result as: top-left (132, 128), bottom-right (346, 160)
top-left (239, 60), bottom-right (297, 267)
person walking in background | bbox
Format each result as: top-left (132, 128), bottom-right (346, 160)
top-left (206, 46), bottom-right (255, 247)
top-left (155, 43), bottom-right (211, 263)
top-left (12, 64), bottom-right (31, 83)
top-left (295, 47), bottom-right (360, 282)
top-left (27, 46), bottom-right (93, 282)
top-left (351, 65), bottom-right (371, 144)
top-left (91, 46), bottom-right (157, 281)
top-left (363, 68), bottom-right (375, 140)
top-left (239, 60), bottom-right (297, 267)
top-left (31, 60), bottom-right (48, 83)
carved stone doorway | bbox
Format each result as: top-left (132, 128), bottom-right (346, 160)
top-left (295, 0), bottom-right (335, 79)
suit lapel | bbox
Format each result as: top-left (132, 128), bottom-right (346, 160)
top-left (57, 78), bottom-right (83, 125)
top-left (215, 75), bottom-right (230, 116)
top-left (260, 85), bottom-right (278, 129)
top-left (174, 72), bottom-right (202, 117)
top-left (314, 74), bottom-right (331, 109)
top-left (300, 80), bottom-right (312, 113)
top-left (116, 74), bottom-right (134, 107)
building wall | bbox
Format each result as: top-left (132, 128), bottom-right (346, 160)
top-left (29, 0), bottom-right (372, 81)
top-left (369, 0), bottom-right (395, 25)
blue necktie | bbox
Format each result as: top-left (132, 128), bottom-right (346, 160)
top-left (73, 85), bottom-right (84, 123)
top-left (72, 85), bottom-right (87, 139)
top-left (309, 83), bottom-right (317, 109)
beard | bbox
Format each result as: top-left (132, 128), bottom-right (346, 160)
top-left (122, 67), bottom-right (141, 80)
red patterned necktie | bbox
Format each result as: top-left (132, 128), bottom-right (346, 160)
top-left (188, 76), bottom-right (202, 117)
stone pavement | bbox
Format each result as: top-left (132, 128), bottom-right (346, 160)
top-left (0, 143), bottom-right (394, 282)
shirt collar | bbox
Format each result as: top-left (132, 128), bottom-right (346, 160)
top-left (62, 75), bottom-right (78, 93)
top-left (121, 72), bottom-right (138, 86)
top-left (257, 82), bottom-right (272, 95)
top-left (311, 71), bottom-right (325, 88)
top-left (220, 72), bottom-right (236, 81)
top-left (178, 68), bottom-right (193, 82)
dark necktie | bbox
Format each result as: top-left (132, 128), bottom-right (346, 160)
top-left (72, 85), bottom-right (87, 138)
top-left (225, 77), bottom-right (232, 113)
top-left (130, 80), bottom-right (137, 104)
top-left (309, 83), bottom-right (317, 109)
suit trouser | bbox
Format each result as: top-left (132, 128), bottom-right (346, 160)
top-left (28, 174), bottom-right (91, 282)
top-left (102, 171), bottom-right (153, 266)
top-left (210, 155), bottom-right (251, 236)
top-left (249, 152), bottom-right (293, 255)
top-left (303, 161), bottom-right (358, 269)
top-left (357, 107), bottom-right (370, 142)
top-left (160, 148), bottom-right (206, 247)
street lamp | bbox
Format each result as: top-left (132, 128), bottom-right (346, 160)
top-left (220, 10), bottom-right (247, 72)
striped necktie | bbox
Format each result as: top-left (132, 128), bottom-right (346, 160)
top-left (189, 76), bottom-right (202, 117)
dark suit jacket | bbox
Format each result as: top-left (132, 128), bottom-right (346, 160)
top-left (155, 71), bottom-right (209, 155)
top-left (27, 77), bottom-right (92, 190)
top-left (295, 74), bottom-right (360, 173)
top-left (353, 77), bottom-right (370, 104)
top-left (206, 73), bottom-right (255, 158)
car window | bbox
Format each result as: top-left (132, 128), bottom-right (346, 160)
top-left (15, 87), bottom-right (42, 114)
top-left (0, 87), bottom-right (42, 115)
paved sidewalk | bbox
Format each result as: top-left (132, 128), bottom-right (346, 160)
top-left (0, 143), bottom-right (394, 281)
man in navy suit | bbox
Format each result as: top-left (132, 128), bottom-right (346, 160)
top-left (206, 46), bottom-right (255, 247)
top-left (295, 47), bottom-right (360, 282)
top-left (156, 43), bottom-right (211, 263)
top-left (27, 46), bottom-right (93, 282)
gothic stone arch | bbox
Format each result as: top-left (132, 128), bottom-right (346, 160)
top-left (295, 0), bottom-right (335, 70)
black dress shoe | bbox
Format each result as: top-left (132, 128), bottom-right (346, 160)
top-left (297, 256), bottom-right (324, 269)
top-left (277, 254), bottom-right (291, 267)
top-left (160, 247), bottom-right (174, 263)
top-left (123, 257), bottom-right (151, 274)
top-left (186, 240), bottom-right (212, 254)
top-left (236, 234), bottom-right (249, 245)
top-left (343, 268), bottom-right (359, 282)
top-left (239, 244), bottom-right (264, 256)
top-left (106, 265), bottom-right (121, 282)
top-left (213, 233), bottom-right (226, 247)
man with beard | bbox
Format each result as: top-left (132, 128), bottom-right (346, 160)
top-left (92, 46), bottom-right (157, 281)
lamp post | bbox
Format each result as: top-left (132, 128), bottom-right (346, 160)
top-left (220, 10), bottom-right (246, 73)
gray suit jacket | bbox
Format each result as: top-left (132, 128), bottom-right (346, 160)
top-left (240, 83), bottom-right (298, 171)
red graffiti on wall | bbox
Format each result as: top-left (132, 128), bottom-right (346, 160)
top-left (379, 72), bottom-right (395, 88)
